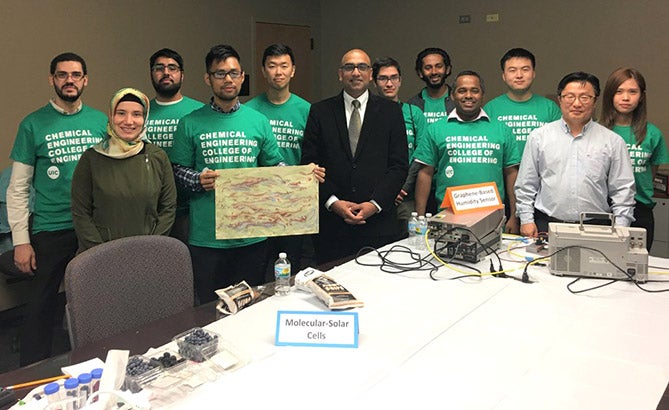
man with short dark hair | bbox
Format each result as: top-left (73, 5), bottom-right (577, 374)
top-left (146, 48), bottom-right (204, 244)
top-left (372, 56), bottom-right (427, 228)
top-left (515, 71), bottom-right (636, 238)
top-left (7, 52), bottom-right (107, 365)
top-left (407, 47), bottom-right (455, 124)
top-left (302, 49), bottom-right (408, 264)
top-left (484, 48), bottom-right (560, 156)
top-left (170, 45), bottom-right (285, 304)
top-left (413, 71), bottom-right (521, 233)
top-left (246, 44), bottom-right (310, 273)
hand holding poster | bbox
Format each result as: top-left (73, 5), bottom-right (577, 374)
top-left (215, 165), bottom-right (319, 239)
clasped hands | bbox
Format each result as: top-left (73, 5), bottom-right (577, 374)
top-left (331, 200), bottom-right (377, 225)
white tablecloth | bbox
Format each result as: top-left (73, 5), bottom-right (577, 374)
top-left (164, 240), bottom-right (669, 409)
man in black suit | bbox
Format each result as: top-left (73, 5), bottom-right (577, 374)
top-left (301, 49), bottom-right (408, 264)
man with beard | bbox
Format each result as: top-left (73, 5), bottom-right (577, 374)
top-left (245, 43), bottom-right (310, 276)
top-left (301, 49), bottom-right (408, 264)
top-left (408, 47), bottom-right (455, 124)
top-left (413, 71), bottom-right (521, 234)
top-left (170, 45), bottom-right (285, 304)
top-left (7, 52), bottom-right (106, 365)
top-left (146, 48), bottom-right (204, 243)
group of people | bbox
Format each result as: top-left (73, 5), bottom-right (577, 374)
top-left (5, 44), bottom-right (668, 367)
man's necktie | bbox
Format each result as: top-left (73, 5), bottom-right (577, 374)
top-left (349, 99), bottom-right (361, 155)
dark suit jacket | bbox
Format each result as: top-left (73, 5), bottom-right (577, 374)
top-left (301, 91), bottom-right (408, 239)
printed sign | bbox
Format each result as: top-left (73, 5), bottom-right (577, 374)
top-left (275, 311), bottom-right (359, 348)
top-left (440, 182), bottom-right (503, 214)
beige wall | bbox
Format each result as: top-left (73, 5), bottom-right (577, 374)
top-left (318, 0), bottom-right (669, 157)
top-left (2, 0), bottom-right (669, 169)
top-left (0, 0), bottom-right (320, 168)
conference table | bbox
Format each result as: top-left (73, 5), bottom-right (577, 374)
top-left (3, 238), bottom-right (669, 409)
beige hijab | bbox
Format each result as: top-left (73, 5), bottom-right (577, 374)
top-left (93, 87), bottom-right (150, 159)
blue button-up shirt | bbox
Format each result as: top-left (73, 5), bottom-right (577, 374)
top-left (515, 118), bottom-right (635, 226)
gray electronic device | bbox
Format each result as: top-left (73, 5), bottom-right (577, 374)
top-left (427, 207), bottom-right (504, 263)
top-left (548, 213), bottom-right (648, 283)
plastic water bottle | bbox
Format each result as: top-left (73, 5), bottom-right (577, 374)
top-left (424, 213), bottom-right (433, 250)
top-left (274, 252), bottom-right (291, 296)
top-left (417, 216), bottom-right (427, 251)
top-left (408, 212), bottom-right (418, 247)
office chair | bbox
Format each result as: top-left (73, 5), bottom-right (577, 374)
top-left (64, 235), bottom-right (194, 348)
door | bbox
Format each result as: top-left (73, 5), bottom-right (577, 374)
top-left (254, 22), bottom-right (313, 102)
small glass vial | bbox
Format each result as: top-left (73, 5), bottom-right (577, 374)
top-left (63, 378), bottom-right (79, 410)
top-left (90, 368), bottom-right (103, 403)
top-left (77, 373), bottom-right (92, 407)
top-left (44, 382), bottom-right (62, 410)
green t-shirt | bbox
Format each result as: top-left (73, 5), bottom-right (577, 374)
top-left (148, 96), bottom-right (204, 216)
top-left (401, 102), bottom-right (428, 161)
top-left (420, 88), bottom-right (450, 124)
top-left (413, 115), bottom-right (520, 208)
top-left (10, 103), bottom-right (107, 233)
top-left (245, 93), bottom-right (310, 166)
top-left (484, 94), bottom-right (561, 155)
top-left (147, 96), bottom-right (204, 156)
top-left (170, 104), bottom-right (284, 249)
top-left (613, 123), bottom-right (669, 206)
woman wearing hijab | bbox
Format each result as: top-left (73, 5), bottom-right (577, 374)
top-left (71, 88), bottom-right (176, 252)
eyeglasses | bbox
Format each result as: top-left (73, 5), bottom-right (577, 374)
top-left (53, 71), bottom-right (84, 81)
top-left (560, 94), bottom-right (595, 104)
top-left (376, 75), bottom-right (400, 84)
top-left (152, 64), bottom-right (181, 73)
top-left (340, 63), bottom-right (371, 73)
top-left (209, 70), bottom-right (243, 80)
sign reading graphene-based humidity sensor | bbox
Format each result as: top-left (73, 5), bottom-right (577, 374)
top-left (440, 182), bottom-right (502, 214)
top-left (275, 311), bottom-right (359, 348)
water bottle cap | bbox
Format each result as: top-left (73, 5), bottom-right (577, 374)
top-left (279, 252), bottom-right (287, 258)
top-left (78, 373), bottom-right (92, 383)
top-left (426, 213), bottom-right (432, 218)
top-left (91, 368), bottom-right (103, 379)
top-left (411, 212), bottom-right (418, 216)
top-left (418, 215), bottom-right (425, 219)
top-left (44, 382), bottom-right (60, 395)
top-left (64, 378), bottom-right (79, 389)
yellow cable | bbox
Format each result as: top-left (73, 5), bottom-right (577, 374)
top-left (507, 241), bottom-right (529, 261)
top-left (424, 229), bottom-right (526, 276)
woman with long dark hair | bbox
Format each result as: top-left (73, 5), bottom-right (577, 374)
top-left (602, 68), bottom-right (669, 250)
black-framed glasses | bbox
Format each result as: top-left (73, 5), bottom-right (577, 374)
top-left (560, 94), bottom-right (595, 104)
top-left (340, 63), bottom-right (371, 73)
top-left (209, 70), bottom-right (243, 80)
top-left (376, 75), bottom-right (400, 84)
top-left (152, 64), bottom-right (181, 73)
top-left (54, 71), bottom-right (84, 81)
